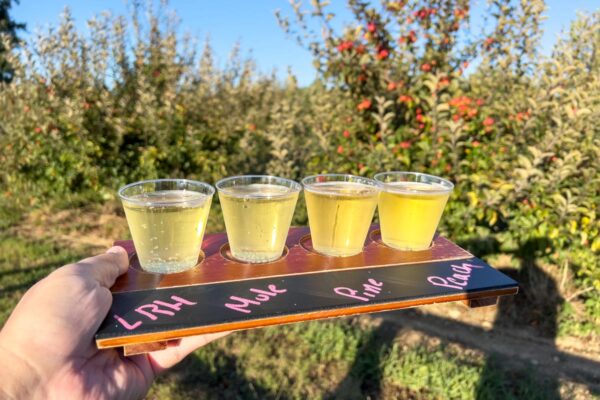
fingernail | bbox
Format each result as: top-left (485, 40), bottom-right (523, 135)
top-left (107, 246), bottom-right (127, 255)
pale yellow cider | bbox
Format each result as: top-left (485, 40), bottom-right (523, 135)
top-left (122, 190), bottom-right (211, 273)
top-left (378, 181), bottom-right (449, 251)
top-left (305, 182), bottom-right (378, 257)
top-left (219, 184), bottom-right (299, 263)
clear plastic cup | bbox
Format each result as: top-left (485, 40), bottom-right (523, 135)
top-left (216, 175), bottom-right (301, 263)
top-left (374, 171), bottom-right (453, 251)
top-left (302, 174), bottom-right (379, 257)
top-left (118, 179), bottom-right (214, 273)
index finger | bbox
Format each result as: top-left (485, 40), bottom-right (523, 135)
top-left (147, 331), bottom-right (231, 375)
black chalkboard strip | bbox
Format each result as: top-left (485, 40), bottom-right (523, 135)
top-left (95, 237), bottom-right (519, 354)
top-left (99, 285), bottom-right (516, 351)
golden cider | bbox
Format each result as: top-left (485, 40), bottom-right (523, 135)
top-left (378, 181), bottom-right (449, 251)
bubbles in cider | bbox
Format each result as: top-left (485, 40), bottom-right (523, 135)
top-left (122, 190), bottom-right (211, 273)
top-left (219, 184), bottom-right (299, 263)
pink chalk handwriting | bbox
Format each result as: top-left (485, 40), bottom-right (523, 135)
top-left (113, 314), bottom-right (142, 331)
top-left (113, 295), bottom-right (197, 331)
top-left (225, 284), bottom-right (287, 314)
top-left (427, 262), bottom-right (484, 290)
top-left (334, 278), bottom-right (383, 302)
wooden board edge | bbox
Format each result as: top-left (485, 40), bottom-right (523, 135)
top-left (97, 286), bottom-right (518, 349)
top-left (462, 285), bottom-right (520, 308)
top-left (123, 341), bottom-right (168, 356)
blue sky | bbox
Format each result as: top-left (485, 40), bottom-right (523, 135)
top-left (12, 0), bottom-right (598, 86)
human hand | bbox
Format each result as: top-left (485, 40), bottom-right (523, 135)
top-left (0, 246), bottom-right (228, 399)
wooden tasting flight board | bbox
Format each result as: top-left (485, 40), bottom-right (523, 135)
top-left (96, 226), bottom-right (518, 355)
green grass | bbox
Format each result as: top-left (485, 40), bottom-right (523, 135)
top-left (0, 232), bottom-right (85, 325)
top-left (559, 301), bottom-right (600, 338)
top-left (0, 199), bottom-right (24, 230)
top-left (145, 320), bottom-right (557, 400)
top-left (383, 344), bottom-right (553, 400)
top-left (149, 320), bottom-right (371, 399)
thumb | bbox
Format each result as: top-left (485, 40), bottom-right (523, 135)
top-left (72, 246), bottom-right (130, 288)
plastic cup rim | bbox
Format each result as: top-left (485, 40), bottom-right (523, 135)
top-left (118, 178), bottom-right (215, 206)
top-left (301, 173), bottom-right (381, 193)
top-left (373, 171), bottom-right (454, 194)
top-left (215, 174), bottom-right (302, 199)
